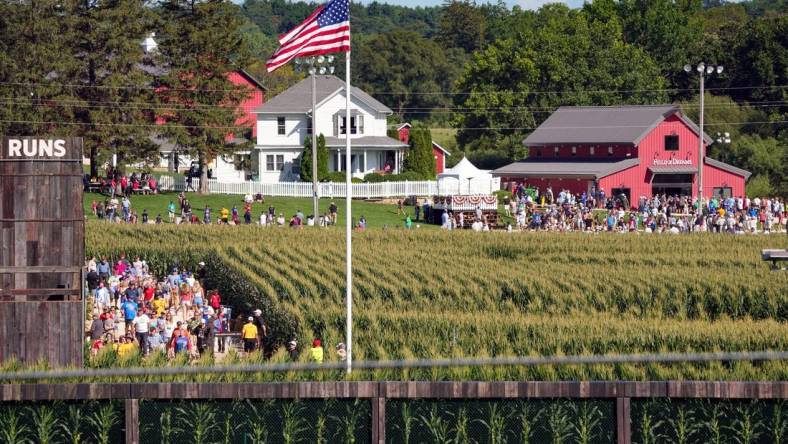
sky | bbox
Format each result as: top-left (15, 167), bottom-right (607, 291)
top-left (353, 0), bottom-right (586, 9)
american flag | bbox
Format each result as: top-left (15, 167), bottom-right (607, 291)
top-left (265, 0), bottom-right (350, 73)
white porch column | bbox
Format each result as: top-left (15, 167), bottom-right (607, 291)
top-left (337, 149), bottom-right (341, 172)
top-left (394, 150), bottom-right (399, 174)
top-left (363, 150), bottom-right (367, 173)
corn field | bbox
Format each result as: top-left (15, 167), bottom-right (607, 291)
top-left (85, 222), bottom-right (788, 381)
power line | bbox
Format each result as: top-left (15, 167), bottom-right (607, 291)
top-left (1, 80), bottom-right (786, 95)
top-left (0, 351), bottom-right (784, 381)
top-left (1, 98), bottom-right (786, 113)
top-left (1, 119), bottom-right (785, 130)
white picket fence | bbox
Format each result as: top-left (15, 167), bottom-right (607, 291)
top-left (157, 176), bottom-right (497, 197)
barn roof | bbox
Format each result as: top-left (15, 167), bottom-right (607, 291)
top-left (705, 157), bottom-right (751, 179)
top-left (523, 105), bottom-right (713, 146)
top-left (255, 75), bottom-right (391, 115)
top-left (492, 158), bottom-right (640, 179)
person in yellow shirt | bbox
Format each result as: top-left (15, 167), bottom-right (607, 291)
top-left (309, 339), bottom-right (324, 364)
top-left (241, 317), bottom-right (259, 353)
top-left (151, 294), bottom-right (167, 316)
top-left (220, 207), bottom-right (230, 224)
top-left (115, 336), bottom-right (137, 359)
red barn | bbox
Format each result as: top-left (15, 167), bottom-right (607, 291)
top-left (227, 70), bottom-right (266, 138)
top-left (154, 69), bottom-right (266, 180)
top-left (395, 123), bottom-right (451, 174)
top-left (492, 105), bottom-right (750, 205)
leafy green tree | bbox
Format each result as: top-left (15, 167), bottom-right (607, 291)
top-left (157, 0), bottom-right (253, 194)
top-left (403, 126), bottom-right (436, 179)
top-left (300, 134), bottom-right (328, 182)
top-left (437, 0), bottom-right (486, 52)
top-left (354, 30), bottom-right (464, 120)
top-left (617, 0), bottom-right (705, 97)
top-left (453, 5), bottom-right (666, 164)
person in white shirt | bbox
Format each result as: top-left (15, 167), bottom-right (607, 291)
top-left (133, 311), bottom-right (151, 355)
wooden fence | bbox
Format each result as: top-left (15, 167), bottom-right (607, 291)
top-left (157, 176), bottom-right (499, 197)
top-left (1, 381), bottom-right (784, 444)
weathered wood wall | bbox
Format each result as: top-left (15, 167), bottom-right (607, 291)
top-left (0, 136), bottom-right (84, 367)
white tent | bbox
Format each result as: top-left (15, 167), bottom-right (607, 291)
top-left (437, 157), bottom-right (500, 195)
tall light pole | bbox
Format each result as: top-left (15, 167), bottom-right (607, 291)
top-left (684, 63), bottom-right (723, 208)
top-left (296, 56), bottom-right (335, 223)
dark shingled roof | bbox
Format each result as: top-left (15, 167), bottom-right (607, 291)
top-left (255, 75), bottom-right (391, 114)
top-left (523, 105), bottom-right (712, 146)
top-left (492, 158), bottom-right (639, 179)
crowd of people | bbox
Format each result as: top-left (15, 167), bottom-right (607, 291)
top-left (85, 254), bottom-right (235, 360)
top-left (90, 191), bottom-right (346, 229)
top-left (84, 168), bottom-right (159, 196)
top-left (84, 254), bottom-right (348, 364)
top-left (500, 185), bottom-right (787, 234)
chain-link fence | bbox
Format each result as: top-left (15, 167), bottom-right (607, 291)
top-left (138, 399), bottom-right (371, 444)
top-left (385, 399), bottom-right (615, 444)
top-left (632, 398), bottom-right (786, 444)
top-left (0, 401), bottom-right (124, 443)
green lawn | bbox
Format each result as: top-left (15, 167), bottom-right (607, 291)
top-left (83, 191), bottom-right (432, 229)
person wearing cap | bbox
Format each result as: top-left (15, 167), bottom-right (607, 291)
top-left (196, 261), bottom-right (207, 281)
top-left (309, 339), bottom-right (324, 364)
top-left (241, 317), bottom-right (259, 353)
top-left (287, 339), bottom-right (299, 361)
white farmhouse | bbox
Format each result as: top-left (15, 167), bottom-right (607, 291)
top-left (253, 75), bottom-right (407, 182)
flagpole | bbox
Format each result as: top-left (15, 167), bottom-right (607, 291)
top-left (344, 49), bottom-right (353, 374)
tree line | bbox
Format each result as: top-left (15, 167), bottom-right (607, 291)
top-left (0, 0), bottom-right (784, 194)
top-left (242, 0), bottom-right (786, 195)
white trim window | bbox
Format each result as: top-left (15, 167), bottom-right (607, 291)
top-left (266, 154), bottom-right (284, 171)
top-left (277, 117), bottom-right (286, 135)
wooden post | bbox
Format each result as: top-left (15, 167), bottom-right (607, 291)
top-left (616, 397), bottom-right (631, 444)
top-left (371, 397), bottom-right (386, 444)
top-left (125, 399), bottom-right (139, 444)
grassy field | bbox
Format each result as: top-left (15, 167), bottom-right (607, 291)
top-left (83, 191), bottom-right (426, 229)
top-left (83, 223), bottom-right (788, 381)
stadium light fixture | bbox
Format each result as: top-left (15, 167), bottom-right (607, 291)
top-left (684, 63), bottom-right (724, 207)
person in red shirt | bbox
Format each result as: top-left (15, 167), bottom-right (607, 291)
top-left (143, 285), bottom-right (155, 303)
top-left (209, 291), bottom-right (221, 311)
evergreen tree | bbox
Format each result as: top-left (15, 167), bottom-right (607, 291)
top-left (403, 126), bottom-right (435, 179)
top-left (66, 0), bottom-right (159, 177)
top-left (157, 0), bottom-right (253, 194)
top-left (300, 134), bottom-right (329, 182)
top-left (0, 0), bottom-right (77, 137)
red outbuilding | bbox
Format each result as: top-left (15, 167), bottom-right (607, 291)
top-left (395, 123), bottom-right (452, 174)
top-left (493, 105), bottom-right (750, 204)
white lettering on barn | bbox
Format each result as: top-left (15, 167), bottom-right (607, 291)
top-left (6, 139), bottom-right (67, 157)
top-left (653, 158), bottom-right (692, 166)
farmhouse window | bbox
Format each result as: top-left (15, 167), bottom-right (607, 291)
top-left (277, 117), bottom-right (286, 135)
top-left (266, 155), bottom-right (284, 171)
